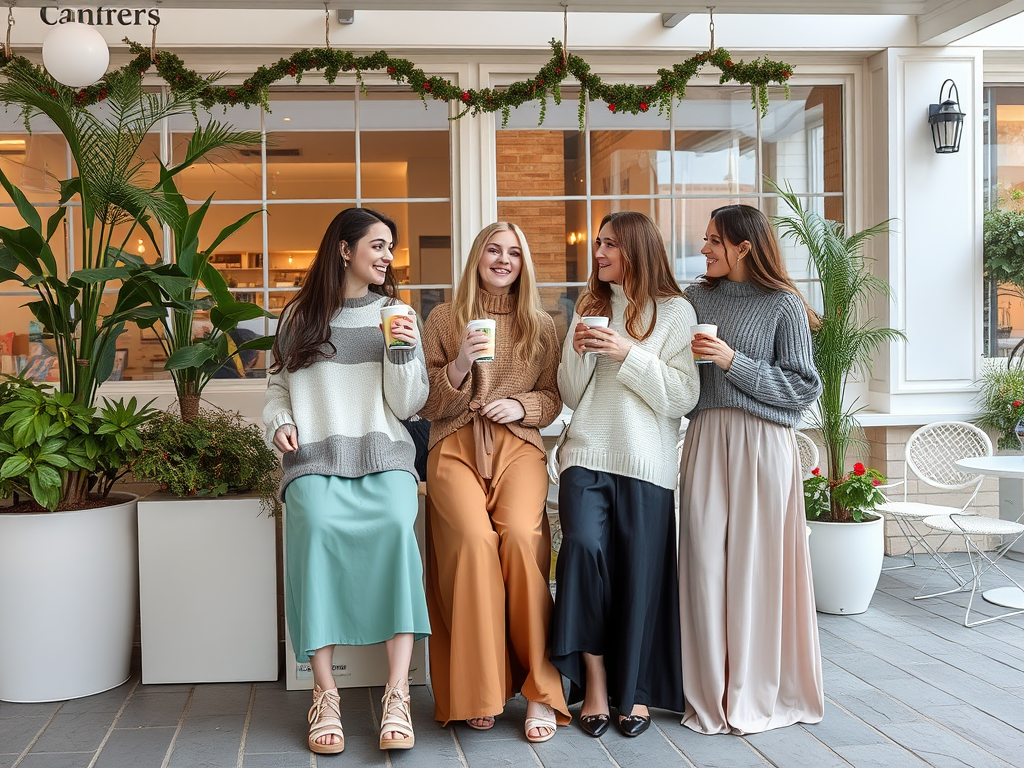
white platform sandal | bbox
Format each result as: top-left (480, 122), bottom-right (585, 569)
top-left (307, 684), bottom-right (344, 755)
top-left (379, 680), bottom-right (415, 750)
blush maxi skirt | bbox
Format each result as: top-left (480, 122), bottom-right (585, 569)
top-left (678, 408), bottom-right (824, 735)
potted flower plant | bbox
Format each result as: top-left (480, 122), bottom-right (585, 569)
top-left (774, 184), bottom-right (904, 615)
top-left (973, 362), bottom-right (1024, 451)
top-left (0, 57), bottom-right (260, 701)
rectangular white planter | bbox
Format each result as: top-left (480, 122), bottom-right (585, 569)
top-left (283, 485), bottom-right (427, 690)
top-left (138, 493), bottom-right (278, 684)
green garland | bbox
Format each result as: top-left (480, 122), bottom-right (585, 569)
top-left (1, 39), bottom-right (792, 130)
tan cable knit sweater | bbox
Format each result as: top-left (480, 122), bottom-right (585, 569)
top-left (420, 291), bottom-right (562, 456)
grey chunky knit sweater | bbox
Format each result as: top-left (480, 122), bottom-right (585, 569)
top-left (683, 279), bottom-right (821, 427)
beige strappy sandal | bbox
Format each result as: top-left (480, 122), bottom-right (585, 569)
top-left (307, 684), bottom-right (344, 755)
top-left (379, 680), bottom-right (415, 750)
top-left (525, 702), bottom-right (557, 744)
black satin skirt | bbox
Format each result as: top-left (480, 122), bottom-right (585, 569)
top-left (550, 466), bottom-right (685, 714)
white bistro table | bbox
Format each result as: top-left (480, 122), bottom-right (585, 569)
top-left (953, 456), bottom-right (1024, 610)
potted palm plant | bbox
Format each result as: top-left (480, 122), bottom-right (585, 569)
top-left (773, 185), bottom-right (904, 615)
top-left (0, 57), bottom-right (261, 701)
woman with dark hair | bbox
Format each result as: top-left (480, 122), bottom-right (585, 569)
top-left (264, 208), bottom-right (430, 755)
top-left (552, 211), bottom-right (700, 738)
top-left (679, 204), bottom-right (824, 735)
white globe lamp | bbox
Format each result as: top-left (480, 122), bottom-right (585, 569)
top-left (42, 23), bottom-right (110, 88)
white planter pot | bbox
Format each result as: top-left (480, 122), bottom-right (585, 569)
top-left (0, 494), bottom-right (139, 703)
top-left (138, 493), bottom-right (278, 684)
top-left (807, 515), bottom-right (884, 615)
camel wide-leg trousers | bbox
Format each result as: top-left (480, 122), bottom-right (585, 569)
top-left (426, 423), bottom-right (569, 726)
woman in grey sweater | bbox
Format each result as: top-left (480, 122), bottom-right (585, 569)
top-left (679, 204), bottom-right (825, 735)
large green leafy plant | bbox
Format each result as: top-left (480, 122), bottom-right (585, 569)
top-left (0, 377), bottom-right (154, 511)
top-left (0, 58), bottom-right (260, 508)
top-left (973, 363), bottom-right (1024, 451)
top-left (773, 185), bottom-right (905, 523)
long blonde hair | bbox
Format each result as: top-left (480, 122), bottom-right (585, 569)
top-left (577, 211), bottom-right (683, 341)
top-left (452, 222), bottom-right (546, 360)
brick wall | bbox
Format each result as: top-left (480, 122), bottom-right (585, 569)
top-left (495, 130), bottom-right (568, 283)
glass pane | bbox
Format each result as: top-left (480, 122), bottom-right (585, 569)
top-left (762, 195), bottom-right (846, 282)
top-left (670, 196), bottom-right (749, 282)
top-left (499, 90), bottom-right (581, 131)
top-left (360, 89), bottom-right (450, 129)
top-left (497, 198), bottom-right (587, 284)
top-left (170, 102), bottom-right (262, 201)
top-left (539, 284), bottom-right (582, 344)
top-left (0, 206), bottom-right (69, 279)
top-left (370, 202), bottom-right (453, 286)
top-left (762, 85), bottom-right (844, 195)
top-left (265, 91), bottom-right (355, 200)
top-left (199, 203), bottom-right (266, 288)
top-left (496, 129), bottom-right (583, 198)
top-left (0, 294), bottom-right (44, 380)
top-left (673, 86), bottom-right (757, 195)
top-left (591, 130), bottom-right (670, 197)
top-left (0, 133), bottom-right (68, 203)
top-left (360, 130), bottom-right (450, 200)
top-left (396, 286), bottom-right (452, 323)
top-left (99, 292), bottom-right (170, 382)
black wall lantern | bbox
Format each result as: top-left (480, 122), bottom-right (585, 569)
top-left (928, 79), bottom-right (965, 154)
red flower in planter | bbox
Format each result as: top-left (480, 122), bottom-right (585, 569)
top-left (811, 467), bottom-right (821, 476)
top-left (853, 462), bottom-right (866, 476)
top-left (1014, 400), bottom-right (1022, 408)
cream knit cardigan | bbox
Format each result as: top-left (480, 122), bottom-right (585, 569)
top-left (557, 285), bottom-right (700, 490)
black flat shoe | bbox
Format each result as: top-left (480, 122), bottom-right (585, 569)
top-left (579, 714), bottom-right (610, 737)
top-left (618, 715), bottom-right (651, 737)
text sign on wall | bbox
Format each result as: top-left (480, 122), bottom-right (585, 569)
top-left (40, 8), bottom-right (160, 26)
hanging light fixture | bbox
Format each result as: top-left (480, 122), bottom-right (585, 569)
top-left (928, 79), bottom-right (965, 154)
top-left (41, 23), bottom-right (110, 88)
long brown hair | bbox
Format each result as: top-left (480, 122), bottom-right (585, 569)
top-left (452, 222), bottom-right (546, 360)
top-left (701, 204), bottom-right (820, 330)
top-left (576, 211), bottom-right (683, 341)
top-left (270, 208), bottom-right (399, 373)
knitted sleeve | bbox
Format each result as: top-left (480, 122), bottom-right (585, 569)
top-left (382, 341), bottom-right (430, 420)
top-left (616, 298), bottom-right (701, 419)
top-left (556, 312), bottom-right (597, 410)
top-left (419, 303), bottom-right (475, 421)
top-left (724, 292), bottom-right (822, 409)
top-left (510, 316), bottom-right (563, 429)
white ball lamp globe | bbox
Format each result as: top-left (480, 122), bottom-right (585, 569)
top-left (42, 23), bottom-right (110, 88)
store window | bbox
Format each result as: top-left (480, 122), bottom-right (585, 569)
top-left (496, 84), bottom-right (844, 340)
top-left (0, 86), bottom-right (454, 382)
top-left (983, 86), bottom-right (1024, 358)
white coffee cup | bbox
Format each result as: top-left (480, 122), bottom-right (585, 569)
top-left (467, 318), bottom-right (496, 361)
top-left (690, 323), bottom-right (718, 364)
top-left (381, 304), bottom-right (416, 349)
top-left (581, 316), bottom-right (609, 358)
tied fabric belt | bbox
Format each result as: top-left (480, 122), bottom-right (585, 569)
top-left (469, 402), bottom-right (495, 479)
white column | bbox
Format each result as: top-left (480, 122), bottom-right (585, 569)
top-left (866, 48), bottom-right (984, 415)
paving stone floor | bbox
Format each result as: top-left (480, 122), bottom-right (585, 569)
top-left (3, 553), bottom-right (1024, 767)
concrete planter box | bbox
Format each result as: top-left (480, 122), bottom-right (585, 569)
top-left (0, 494), bottom-right (139, 703)
top-left (138, 493), bottom-right (278, 684)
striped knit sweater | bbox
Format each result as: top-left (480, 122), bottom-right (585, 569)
top-left (683, 279), bottom-right (821, 426)
top-left (557, 284), bottom-right (700, 490)
top-left (263, 292), bottom-right (430, 497)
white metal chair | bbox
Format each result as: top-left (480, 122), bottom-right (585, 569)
top-left (794, 430), bottom-right (820, 479)
top-left (876, 421), bottom-right (992, 585)
top-left (920, 511), bottom-right (1024, 626)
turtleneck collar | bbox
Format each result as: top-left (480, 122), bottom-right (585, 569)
top-left (480, 290), bottom-right (516, 315)
top-left (714, 278), bottom-right (763, 298)
top-left (343, 292), bottom-right (383, 308)
top-left (610, 283), bottom-right (627, 306)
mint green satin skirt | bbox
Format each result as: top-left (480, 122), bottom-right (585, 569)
top-left (284, 471), bottom-right (430, 662)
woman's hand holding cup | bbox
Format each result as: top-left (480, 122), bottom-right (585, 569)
top-left (388, 315), bottom-right (418, 347)
top-left (453, 326), bottom-right (493, 374)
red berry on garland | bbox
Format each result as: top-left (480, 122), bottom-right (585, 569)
top-left (640, 102), bottom-right (648, 111)
top-left (423, 82), bottom-right (432, 91)
top-left (387, 66), bottom-right (395, 75)
top-left (538, 78), bottom-right (544, 86)
top-left (556, 68), bottom-right (562, 75)
top-left (228, 89), bottom-right (237, 99)
top-left (608, 103), bottom-right (616, 112)
top-left (461, 92), bottom-right (471, 102)
top-left (726, 60), bottom-right (734, 67)
top-left (783, 70), bottom-right (792, 79)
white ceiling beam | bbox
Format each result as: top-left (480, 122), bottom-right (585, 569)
top-left (662, 12), bottom-right (689, 27)
top-left (917, 0), bottom-right (1024, 45)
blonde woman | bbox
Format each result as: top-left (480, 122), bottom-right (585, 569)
top-left (420, 222), bottom-right (569, 742)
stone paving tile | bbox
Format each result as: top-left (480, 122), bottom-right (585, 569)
top-left (116, 690), bottom-right (191, 729)
top-left (91, 726), bottom-right (176, 768)
top-left (167, 713), bottom-right (247, 768)
top-left (0, 716), bottom-right (50, 757)
top-left (745, 726), bottom-right (852, 768)
top-left (873, 721), bottom-right (1016, 768)
top-left (835, 743), bottom-right (933, 768)
top-left (29, 710), bottom-right (117, 754)
top-left (56, 680), bottom-right (136, 716)
top-left (658, 716), bottom-right (771, 767)
top-left (0, 703), bottom-right (59, 721)
top-left (242, 753), bottom-right (311, 768)
top-left (185, 683), bottom-right (253, 718)
top-left (14, 752), bottom-right (94, 768)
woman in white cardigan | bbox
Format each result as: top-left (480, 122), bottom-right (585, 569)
top-left (551, 211), bottom-right (700, 739)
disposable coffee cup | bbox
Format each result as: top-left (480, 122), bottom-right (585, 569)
top-left (467, 318), bottom-right (496, 361)
top-left (581, 316), bottom-right (609, 358)
top-left (381, 304), bottom-right (416, 349)
top-left (690, 323), bottom-right (718, 364)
